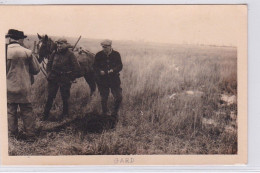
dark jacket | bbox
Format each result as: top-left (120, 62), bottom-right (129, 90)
top-left (93, 49), bottom-right (123, 86)
top-left (47, 48), bottom-right (81, 83)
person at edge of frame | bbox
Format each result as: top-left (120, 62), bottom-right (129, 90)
top-left (93, 39), bottom-right (123, 120)
top-left (17, 31), bottom-right (35, 84)
top-left (42, 38), bottom-right (81, 121)
top-left (6, 29), bottom-right (40, 142)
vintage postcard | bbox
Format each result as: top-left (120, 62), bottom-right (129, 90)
top-left (0, 5), bottom-right (247, 165)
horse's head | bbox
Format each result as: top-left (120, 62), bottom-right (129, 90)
top-left (37, 33), bottom-right (56, 62)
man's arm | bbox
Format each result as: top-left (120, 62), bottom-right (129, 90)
top-left (29, 54), bottom-right (40, 75)
top-left (111, 52), bottom-right (123, 74)
top-left (93, 53), bottom-right (103, 75)
top-left (6, 59), bottom-right (11, 74)
top-left (70, 52), bottom-right (81, 79)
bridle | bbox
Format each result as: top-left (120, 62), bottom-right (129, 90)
top-left (35, 38), bottom-right (53, 78)
top-left (35, 40), bottom-right (41, 54)
top-left (37, 37), bottom-right (55, 62)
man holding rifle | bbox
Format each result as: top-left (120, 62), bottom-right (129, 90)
top-left (42, 38), bottom-right (81, 121)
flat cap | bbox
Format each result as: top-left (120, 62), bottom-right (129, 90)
top-left (56, 38), bottom-right (67, 44)
top-left (101, 39), bottom-right (112, 46)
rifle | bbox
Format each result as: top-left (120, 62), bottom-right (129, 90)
top-left (69, 35), bottom-right (83, 84)
top-left (81, 49), bottom-right (96, 57)
top-left (5, 44), bottom-right (8, 63)
top-left (72, 36), bottom-right (81, 51)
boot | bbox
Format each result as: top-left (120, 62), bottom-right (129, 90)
top-left (112, 98), bottom-right (121, 118)
top-left (42, 113), bottom-right (49, 121)
top-left (111, 110), bottom-right (118, 121)
top-left (101, 102), bottom-right (108, 116)
top-left (9, 130), bottom-right (18, 139)
top-left (59, 100), bottom-right (69, 120)
top-left (24, 134), bottom-right (36, 143)
top-left (42, 97), bottom-right (54, 121)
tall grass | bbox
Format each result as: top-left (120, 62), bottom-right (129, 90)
top-left (9, 37), bottom-right (237, 155)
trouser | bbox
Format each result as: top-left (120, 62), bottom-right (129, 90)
top-left (7, 103), bottom-right (35, 137)
top-left (97, 84), bottom-right (122, 115)
top-left (44, 81), bottom-right (71, 116)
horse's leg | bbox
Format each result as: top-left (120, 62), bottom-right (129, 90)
top-left (84, 72), bottom-right (96, 96)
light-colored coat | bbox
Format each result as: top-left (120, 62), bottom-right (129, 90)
top-left (6, 42), bottom-right (40, 103)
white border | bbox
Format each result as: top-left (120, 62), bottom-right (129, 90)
top-left (0, 0), bottom-right (258, 172)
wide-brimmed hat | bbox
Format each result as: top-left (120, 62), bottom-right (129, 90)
top-left (18, 31), bottom-right (27, 39)
top-left (101, 39), bottom-right (112, 47)
top-left (5, 29), bottom-right (27, 39)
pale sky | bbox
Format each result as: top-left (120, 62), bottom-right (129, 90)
top-left (0, 5), bottom-right (247, 46)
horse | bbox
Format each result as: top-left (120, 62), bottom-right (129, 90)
top-left (36, 34), bottom-right (96, 95)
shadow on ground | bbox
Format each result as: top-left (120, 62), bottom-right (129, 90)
top-left (38, 112), bottom-right (117, 137)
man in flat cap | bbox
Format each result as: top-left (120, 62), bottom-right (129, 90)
top-left (94, 39), bottom-right (123, 119)
top-left (6, 29), bottom-right (40, 141)
top-left (42, 38), bottom-right (81, 121)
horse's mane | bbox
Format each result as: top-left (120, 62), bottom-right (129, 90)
top-left (47, 37), bottom-right (57, 53)
top-left (37, 35), bottom-right (56, 63)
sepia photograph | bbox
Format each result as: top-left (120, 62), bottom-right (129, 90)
top-left (0, 5), bottom-right (247, 165)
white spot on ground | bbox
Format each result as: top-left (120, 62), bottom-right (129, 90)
top-left (168, 90), bottom-right (204, 100)
top-left (221, 94), bottom-right (236, 105)
top-left (224, 125), bottom-right (236, 134)
top-left (186, 90), bottom-right (204, 96)
top-left (186, 91), bottom-right (194, 95)
top-left (169, 93), bottom-right (176, 99)
top-left (202, 118), bottom-right (218, 127)
top-left (230, 111), bottom-right (236, 120)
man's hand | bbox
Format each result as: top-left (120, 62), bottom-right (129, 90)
top-left (108, 69), bottom-right (113, 74)
top-left (70, 80), bottom-right (77, 84)
top-left (100, 70), bottom-right (105, 75)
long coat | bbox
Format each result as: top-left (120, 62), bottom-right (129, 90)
top-left (6, 42), bottom-right (40, 103)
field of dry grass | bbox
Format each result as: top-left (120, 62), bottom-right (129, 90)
top-left (8, 36), bottom-right (237, 155)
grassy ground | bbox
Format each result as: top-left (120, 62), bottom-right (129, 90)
top-left (8, 36), bottom-right (237, 155)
